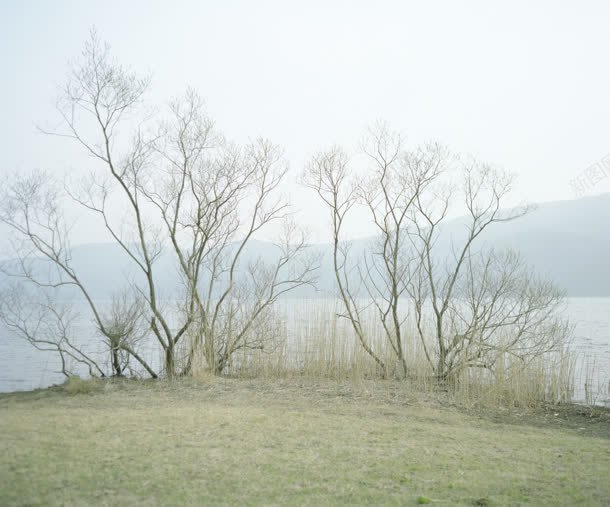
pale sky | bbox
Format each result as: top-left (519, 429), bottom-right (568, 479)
top-left (1, 0), bottom-right (610, 244)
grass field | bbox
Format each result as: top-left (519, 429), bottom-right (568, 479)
top-left (1, 378), bottom-right (609, 506)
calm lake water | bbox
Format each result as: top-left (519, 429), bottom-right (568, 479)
top-left (1, 298), bottom-right (608, 405)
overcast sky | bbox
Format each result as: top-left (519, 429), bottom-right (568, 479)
top-left (1, 0), bottom-right (610, 244)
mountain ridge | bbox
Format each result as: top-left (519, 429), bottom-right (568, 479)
top-left (1, 193), bottom-right (608, 297)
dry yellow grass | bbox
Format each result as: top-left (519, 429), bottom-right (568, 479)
top-left (1, 378), bottom-right (608, 506)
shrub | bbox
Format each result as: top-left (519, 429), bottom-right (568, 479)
top-left (62, 376), bottom-right (100, 395)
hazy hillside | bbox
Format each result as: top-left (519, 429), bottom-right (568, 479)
top-left (311, 193), bottom-right (610, 297)
top-left (459, 193), bottom-right (610, 296)
top-left (1, 194), bottom-right (608, 297)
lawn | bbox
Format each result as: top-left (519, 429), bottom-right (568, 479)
top-left (0, 378), bottom-right (608, 506)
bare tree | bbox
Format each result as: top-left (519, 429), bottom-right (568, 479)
top-left (97, 291), bottom-right (154, 377)
top-left (303, 146), bottom-right (387, 377)
top-left (406, 161), bottom-right (548, 380)
top-left (448, 250), bottom-right (570, 375)
top-left (1, 30), bottom-right (316, 379)
top-left (0, 284), bottom-right (106, 378)
top-left (0, 172), bottom-right (157, 378)
top-left (306, 125), bottom-right (570, 383)
top-left (128, 87), bottom-right (318, 376)
top-left (304, 125), bottom-right (447, 378)
top-left (357, 124), bottom-right (445, 377)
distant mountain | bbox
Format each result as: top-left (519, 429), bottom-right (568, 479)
top-left (310, 193), bottom-right (610, 297)
top-left (455, 193), bottom-right (610, 297)
top-left (1, 194), bottom-right (609, 297)
top-left (0, 239), bottom-right (292, 301)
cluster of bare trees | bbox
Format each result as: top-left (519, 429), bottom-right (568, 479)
top-left (0, 32), bottom-right (569, 384)
top-left (0, 32), bottom-right (317, 379)
top-left (304, 124), bottom-right (569, 381)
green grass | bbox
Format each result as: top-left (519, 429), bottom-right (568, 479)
top-left (0, 378), bottom-right (608, 506)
